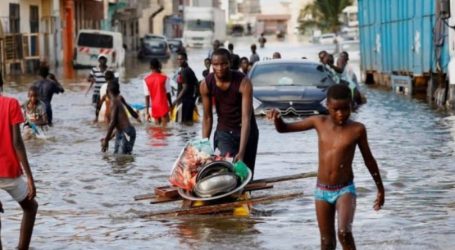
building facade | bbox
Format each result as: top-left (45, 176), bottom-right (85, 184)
top-left (0, 0), bottom-right (186, 75)
top-left (0, 0), bottom-right (61, 74)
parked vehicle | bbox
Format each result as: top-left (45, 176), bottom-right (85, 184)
top-left (73, 29), bottom-right (125, 68)
top-left (248, 59), bottom-right (336, 116)
top-left (318, 33), bottom-right (337, 45)
top-left (183, 7), bottom-right (226, 47)
top-left (230, 24), bottom-right (244, 36)
top-left (358, 0), bottom-right (455, 106)
top-left (168, 38), bottom-right (186, 53)
top-left (138, 34), bottom-right (170, 59)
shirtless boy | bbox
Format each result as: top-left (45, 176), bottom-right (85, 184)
top-left (267, 84), bottom-right (385, 250)
top-left (101, 82), bottom-right (136, 154)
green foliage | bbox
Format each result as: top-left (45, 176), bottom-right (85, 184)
top-left (298, 0), bottom-right (353, 33)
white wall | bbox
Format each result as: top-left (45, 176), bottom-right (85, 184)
top-left (0, 0), bottom-right (21, 33)
top-left (0, 0), bottom-right (62, 67)
top-left (191, 0), bottom-right (213, 7)
top-left (0, 1), bottom-right (42, 35)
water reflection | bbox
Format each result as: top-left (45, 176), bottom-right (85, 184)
top-left (146, 125), bottom-right (172, 147)
top-left (102, 154), bottom-right (136, 174)
top-left (173, 217), bottom-right (261, 249)
top-left (441, 115), bottom-right (455, 153)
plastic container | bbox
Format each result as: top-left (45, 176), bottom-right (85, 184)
top-left (233, 160), bottom-right (249, 182)
top-left (190, 138), bottom-right (214, 155)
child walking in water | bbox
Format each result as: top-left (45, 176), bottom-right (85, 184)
top-left (22, 86), bottom-right (48, 139)
top-left (23, 86), bottom-right (48, 125)
top-left (267, 84), bottom-right (385, 249)
top-left (101, 81), bottom-right (137, 154)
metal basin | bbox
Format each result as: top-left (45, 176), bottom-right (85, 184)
top-left (194, 172), bottom-right (238, 198)
top-left (178, 167), bottom-right (252, 201)
top-left (196, 160), bottom-right (234, 182)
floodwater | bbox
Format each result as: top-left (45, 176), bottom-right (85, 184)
top-left (1, 36), bottom-right (454, 249)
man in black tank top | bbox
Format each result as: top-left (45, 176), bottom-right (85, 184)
top-left (174, 52), bottom-right (197, 125)
top-left (199, 48), bottom-right (259, 176)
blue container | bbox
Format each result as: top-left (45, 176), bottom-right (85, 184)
top-left (359, 0), bottom-right (449, 78)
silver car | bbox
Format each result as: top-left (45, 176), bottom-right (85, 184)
top-left (248, 59), bottom-right (336, 116)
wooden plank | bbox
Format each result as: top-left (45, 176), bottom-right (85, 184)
top-left (140, 192), bottom-right (304, 218)
top-left (133, 171), bottom-right (316, 201)
top-left (154, 186), bottom-right (179, 198)
top-left (134, 193), bottom-right (156, 201)
top-left (149, 183), bottom-right (274, 204)
top-left (150, 196), bottom-right (179, 204)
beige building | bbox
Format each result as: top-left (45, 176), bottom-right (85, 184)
top-left (136, 0), bottom-right (183, 39)
top-left (138, 0), bottom-right (164, 38)
top-left (151, 0), bottom-right (173, 36)
top-left (0, 0), bottom-right (62, 74)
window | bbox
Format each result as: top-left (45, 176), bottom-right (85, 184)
top-left (77, 33), bottom-right (113, 48)
top-left (185, 20), bottom-right (214, 31)
top-left (30, 5), bottom-right (39, 33)
top-left (9, 3), bottom-right (20, 33)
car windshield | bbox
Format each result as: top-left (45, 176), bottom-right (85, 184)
top-left (185, 20), bottom-right (214, 31)
top-left (78, 33), bottom-right (113, 48)
top-left (144, 39), bottom-right (166, 48)
top-left (250, 63), bottom-right (333, 87)
top-left (144, 35), bottom-right (165, 40)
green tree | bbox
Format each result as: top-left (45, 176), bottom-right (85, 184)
top-left (298, 0), bottom-right (353, 33)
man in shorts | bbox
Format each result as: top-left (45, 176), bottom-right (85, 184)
top-left (0, 87), bottom-right (39, 249)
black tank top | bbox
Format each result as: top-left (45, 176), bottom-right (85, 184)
top-left (205, 71), bottom-right (257, 132)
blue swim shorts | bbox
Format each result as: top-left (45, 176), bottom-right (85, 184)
top-left (314, 181), bottom-right (357, 204)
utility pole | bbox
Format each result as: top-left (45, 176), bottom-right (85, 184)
top-left (63, 0), bottom-right (74, 66)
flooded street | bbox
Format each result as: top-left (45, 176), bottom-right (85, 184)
top-left (1, 36), bottom-right (454, 249)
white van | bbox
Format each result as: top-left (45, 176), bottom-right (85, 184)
top-left (73, 29), bottom-right (125, 68)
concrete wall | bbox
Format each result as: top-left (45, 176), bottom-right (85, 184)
top-left (153, 0), bottom-right (173, 35)
top-left (138, 0), bottom-right (162, 37)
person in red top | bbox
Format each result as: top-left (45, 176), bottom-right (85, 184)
top-left (143, 58), bottom-right (173, 127)
top-left (0, 88), bottom-right (38, 249)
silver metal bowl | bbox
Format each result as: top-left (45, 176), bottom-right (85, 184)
top-left (196, 160), bottom-right (234, 182)
top-left (193, 172), bottom-right (238, 198)
top-left (178, 167), bottom-right (252, 201)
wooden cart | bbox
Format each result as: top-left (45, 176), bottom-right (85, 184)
top-left (135, 172), bottom-right (317, 218)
